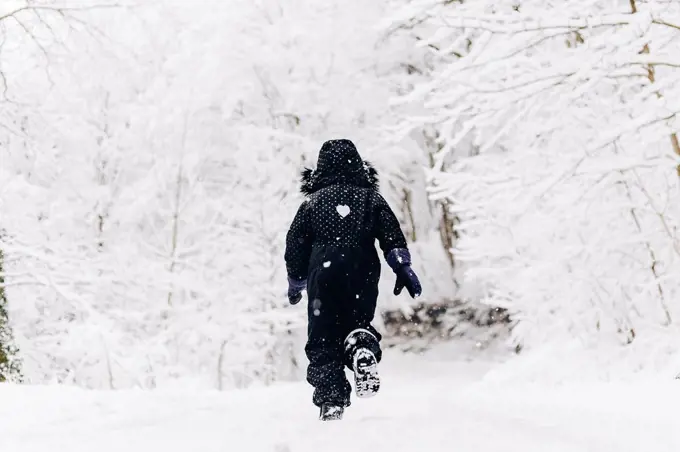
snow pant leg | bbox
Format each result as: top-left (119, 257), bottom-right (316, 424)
top-left (303, 245), bottom-right (383, 405)
top-left (304, 262), bottom-right (351, 408)
top-left (340, 264), bottom-right (382, 369)
top-left (305, 341), bottom-right (351, 407)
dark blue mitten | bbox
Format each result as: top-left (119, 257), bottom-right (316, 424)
top-left (386, 248), bottom-right (422, 298)
top-left (287, 276), bottom-right (307, 305)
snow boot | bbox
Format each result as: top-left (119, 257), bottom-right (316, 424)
top-left (353, 348), bottom-right (380, 398)
top-left (319, 403), bottom-right (344, 421)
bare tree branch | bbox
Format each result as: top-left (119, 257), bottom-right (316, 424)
top-left (0, 4), bottom-right (120, 23)
top-left (653, 20), bottom-right (680, 32)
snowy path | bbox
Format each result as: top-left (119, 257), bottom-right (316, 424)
top-left (2, 352), bottom-right (679, 452)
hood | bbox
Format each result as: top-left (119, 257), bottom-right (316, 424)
top-left (300, 139), bottom-right (379, 196)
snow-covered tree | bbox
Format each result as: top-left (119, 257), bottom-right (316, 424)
top-left (0, 0), bottom-right (464, 389)
top-left (0, 240), bottom-right (22, 382)
top-left (388, 0), bottom-right (680, 369)
top-left (0, 0), bottom-right (126, 384)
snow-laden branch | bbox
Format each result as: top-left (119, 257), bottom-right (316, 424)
top-left (438, 14), bottom-right (632, 34)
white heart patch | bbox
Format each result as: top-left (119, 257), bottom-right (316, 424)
top-left (336, 205), bottom-right (350, 218)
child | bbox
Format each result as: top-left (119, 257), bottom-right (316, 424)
top-left (284, 139), bottom-right (422, 421)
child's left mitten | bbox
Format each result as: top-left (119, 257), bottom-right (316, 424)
top-left (287, 276), bottom-right (307, 305)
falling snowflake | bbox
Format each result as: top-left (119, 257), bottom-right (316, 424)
top-left (314, 309), bottom-right (321, 316)
top-left (323, 261), bottom-right (331, 268)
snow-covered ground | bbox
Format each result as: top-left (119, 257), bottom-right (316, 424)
top-left (3, 348), bottom-right (679, 452)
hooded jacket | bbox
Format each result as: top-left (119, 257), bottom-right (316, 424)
top-left (284, 139), bottom-right (408, 282)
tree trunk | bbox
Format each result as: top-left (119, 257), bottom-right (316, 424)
top-left (671, 133), bottom-right (680, 177)
top-left (630, 1), bottom-right (680, 178)
top-left (167, 114), bottom-right (189, 308)
top-left (423, 130), bottom-right (459, 277)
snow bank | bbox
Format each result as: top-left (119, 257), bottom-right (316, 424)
top-left (2, 351), bottom-right (679, 452)
top-left (481, 331), bottom-right (680, 385)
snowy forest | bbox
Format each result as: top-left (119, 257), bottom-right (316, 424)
top-left (2, 0), bottom-right (680, 438)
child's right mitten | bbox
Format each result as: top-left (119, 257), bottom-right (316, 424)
top-left (386, 248), bottom-right (422, 298)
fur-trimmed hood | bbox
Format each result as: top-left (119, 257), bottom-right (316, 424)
top-left (300, 139), bottom-right (379, 196)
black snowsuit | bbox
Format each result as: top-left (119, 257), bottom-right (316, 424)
top-left (284, 139), bottom-right (409, 407)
